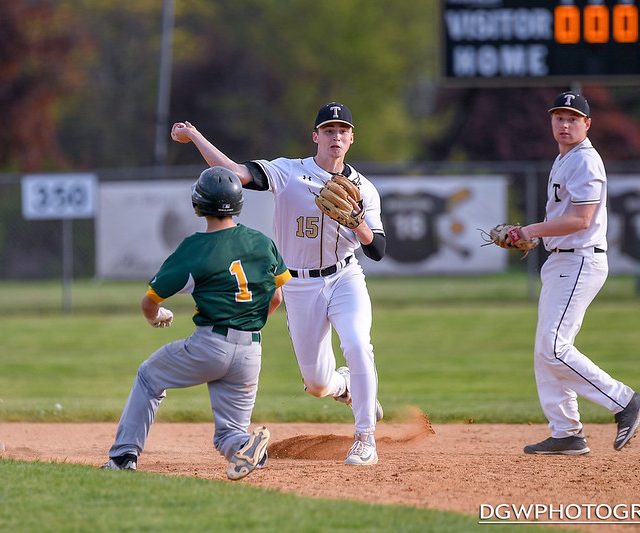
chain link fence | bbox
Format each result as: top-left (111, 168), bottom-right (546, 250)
top-left (1, 162), bottom-right (638, 309)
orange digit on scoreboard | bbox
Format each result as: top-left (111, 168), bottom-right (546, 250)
top-left (613, 4), bottom-right (639, 43)
top-left (555, 5), bottom-right (581, 44)
top-left (584, 5), bottom-right (610, 43)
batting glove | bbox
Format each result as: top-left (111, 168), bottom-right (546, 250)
top-left (147, 307), bottom-right (174, 328)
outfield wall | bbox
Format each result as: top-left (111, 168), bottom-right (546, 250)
top-left (1, 163), bottom-right (639, 280)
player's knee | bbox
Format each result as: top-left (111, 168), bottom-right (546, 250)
top-left (136, 363), bottom-right (165, 399)
top-left (341, 339), bottom-right (371, 356)
top-left (535, 336), bottom-right (570, 363)
top-left (304, 381), bottom-right (331, 398)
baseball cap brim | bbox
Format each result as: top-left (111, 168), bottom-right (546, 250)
top-left (315, 118), bottom-right (354, 129)
top-left (548, 105), bottom-right (588, 117)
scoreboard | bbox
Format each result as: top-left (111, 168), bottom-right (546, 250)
top-left (442, 0), bottom-right (640, 83)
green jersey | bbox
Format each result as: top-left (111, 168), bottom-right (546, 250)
top-left (146, 224), bottom-right (290, 331)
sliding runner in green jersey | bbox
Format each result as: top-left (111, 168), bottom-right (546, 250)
top-left (102, 167), bottom-right (291, 481)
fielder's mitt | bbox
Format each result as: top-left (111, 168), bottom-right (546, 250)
top-left (480, 223), bottom-right (539, 258)
top-left (314, 174), bottom-right (364, 229)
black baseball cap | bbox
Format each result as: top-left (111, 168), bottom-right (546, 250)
top-left (314, 102), bottom-right (354, 129)
top-left (548, 91), bottom-right (590, 117)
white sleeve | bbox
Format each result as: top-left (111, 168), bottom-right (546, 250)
top-left (567, 154), bottom-right (604, 206)
top-left (252, 157), bottom-right (292, 196)
top-left (360, 176), bottom-right (385, 234)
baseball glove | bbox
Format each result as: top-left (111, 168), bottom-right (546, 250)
top-left (480, 224), bottom-right (539, 258)
top-left (313, 174), bottom-right (364, 229)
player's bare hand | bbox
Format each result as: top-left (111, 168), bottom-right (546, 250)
top-left (348, 196), bottom-right (364, 215)
top-left (171, 121), bottom-right (195, 144)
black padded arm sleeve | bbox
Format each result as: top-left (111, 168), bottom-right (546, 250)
top-left (361, 232), bottom-right (386, 261)
top-left (243, 161), bottom-right (269, 191)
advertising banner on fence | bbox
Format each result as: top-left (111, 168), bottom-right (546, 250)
top-left (608, 176), bottom-right (640, 275)
top-left (357, 176), bottom-right (508, 275)
top-left (97, 181), bottom-right (274, 279)
top-left (97, 176), bottom-right (509, 279)
top-left (96, 175), bottom-right (639, 279)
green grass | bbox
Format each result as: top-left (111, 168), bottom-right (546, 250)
top-left (0, 278), bottom-right (637, 424)
top-left (0, 460), bottom-right (561, 533)
top-left (0, 272), bottom-right (637, 313)
top-left (0, 275), bottom-right (636, 532)
top-left (0, 276), bottom-right (637, 424)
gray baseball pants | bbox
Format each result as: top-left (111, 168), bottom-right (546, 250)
top-left (108, 326), bottom-right (262, 461)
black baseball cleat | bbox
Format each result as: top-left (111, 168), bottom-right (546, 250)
top-left (101, 453), bottom-right (137, 470)
top-left (614, 392), bottom-right (640, 451)
top-left (524, 436), bottom-right (590, 455)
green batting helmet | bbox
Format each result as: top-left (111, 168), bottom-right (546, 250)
top-left (191, 167), bottom-right (243, 217)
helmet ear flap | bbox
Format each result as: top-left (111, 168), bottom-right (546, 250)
top-left (191, 167), bottom-right (243, 217)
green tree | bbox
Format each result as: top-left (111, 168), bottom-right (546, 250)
top-left (168, 0), bottom-right (439, 164)
top-left (56, 0), bottom-right (167, 167)
top-left (421, 85), bottom-right (640, 162)
top-left (0, 1), bottom-right (84, 170)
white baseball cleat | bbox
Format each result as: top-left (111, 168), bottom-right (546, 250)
top-left (335, 366), bottom-right (384, 422)
top-left (227, 426), bottom-right (270, 481)
top-left (345, 432), bottom-right (378, 465)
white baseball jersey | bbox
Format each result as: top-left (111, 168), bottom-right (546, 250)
top-left (543, 137), bottom-right (607, 251)
top-left (250, 157), bottom-right (384, 270)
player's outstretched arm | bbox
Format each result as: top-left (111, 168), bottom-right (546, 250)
top-left (522, 204), bottom-right (598, 239)
top-left (170, 121), bottom-right (253, 185)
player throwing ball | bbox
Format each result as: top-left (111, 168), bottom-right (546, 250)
top-left (517, 91), bottom-right (640, 455)
top-left (171, 102), bottom-right (386, 465)
top-left (102, 167), bottom-right (291, 480)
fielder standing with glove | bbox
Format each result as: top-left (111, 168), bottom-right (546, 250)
top-left (505, 91), bottom-right (639, 455)
top-left (171, 102), bottom-right (386, 465)
top-left (103, 167), bottom-right (291, 480)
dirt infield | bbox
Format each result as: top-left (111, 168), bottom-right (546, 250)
top-left (2, 413), bottom-right (640, 530)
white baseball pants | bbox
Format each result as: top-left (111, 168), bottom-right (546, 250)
top-left (535, 251), bottom-right (635, 438)
top-left (282, 262), bottom-right (379, 435)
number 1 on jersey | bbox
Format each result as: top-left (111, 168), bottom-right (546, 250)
top-left (229, 260), bottom-right (253, 302)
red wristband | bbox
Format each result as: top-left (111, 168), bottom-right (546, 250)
top-left (507, 227), bottom-right (522, 244)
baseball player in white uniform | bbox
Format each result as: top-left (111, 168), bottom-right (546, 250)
top-left (515, 91), bottom-right (640, 455)
top-left (171, 102), bottom-right (386, 465)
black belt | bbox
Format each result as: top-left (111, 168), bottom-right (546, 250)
top-left (552, 247), bottom-right (605, 253)
top-left (212, 325), bottom-right (261, 343)
top-left (290, 255), bottom-right (353, 278)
